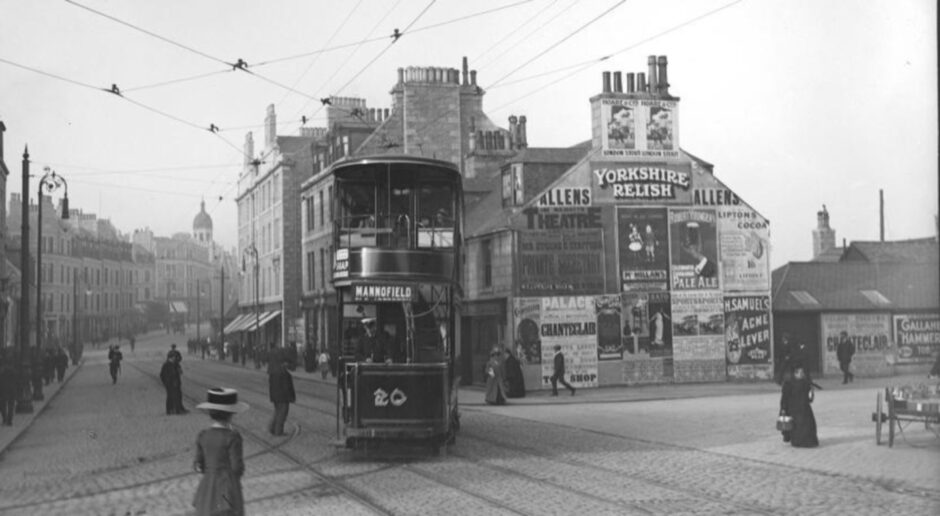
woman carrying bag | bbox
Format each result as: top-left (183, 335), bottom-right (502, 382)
top-left (779, 366), bottom-right (818, 448)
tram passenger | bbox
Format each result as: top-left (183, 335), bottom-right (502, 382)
top-left (358, 318), bottom-right (395, 364)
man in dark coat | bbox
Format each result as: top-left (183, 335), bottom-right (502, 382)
top-left (160, 353), bottom-right (185, 415)
top-left (551, 345), bottom-right (576, 396)
top-left (503, 348), bottom-right (526, 398)
top-left (55, 347), bottom-right (68, 383)
top-left (108, 345), bottom-right (123, 384)
top-left (0, 350), bottom-right (19, 426)
top-left (43, 349), bottom-right (56, 385)
top-left (836, 331), bottom-right (855, 384)
top-left (267, 350), bottom-right (295, 436)
top-left (357, 318), bottom-right (394, 363)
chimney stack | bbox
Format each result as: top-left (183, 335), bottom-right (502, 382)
top-left (462, 57), bottom-right (469, 85)
top-left (647, 56), bottom-right (658, 95)
top-left (602, 71), bottom-right (611, 93)
top-left (612, 72), bottom-right (623, 93)
top-left (637, 72), bottom-right (646, 93)
top-left (625, 72), bottom-right (635, 93)
top-left (657, 56), bottom-right (669, 96)
top-left (812, 204), bottom-right (836, 258)
top-left (508, 115), bottom-right (518, 148)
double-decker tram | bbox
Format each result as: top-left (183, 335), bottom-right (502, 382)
top-left (330, 155), bottom-right (462, 452)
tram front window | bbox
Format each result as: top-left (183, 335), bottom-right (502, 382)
top-left (340, 299), bottom-right (449, 364)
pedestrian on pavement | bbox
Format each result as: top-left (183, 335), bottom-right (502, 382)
top-left (43, 348), bottom-right (56, 386)
top-left (267, 347), bottom-right (296, 436)
top-left (780, 366), bottom-right (818, 448)
top-left (169, 343), bottom-right (183, 364)
top-left (551, 345), bottom-right (576, 397)
top-left (504, 347), bottom-right (526, 398)
top-left (193, 387), bottom-right (248, 516)
top-left (160, 353), bottom-right (185, 415)
top-left (55, 347), bottom-right (68, 383)
top-left (107, 345), bottom-right (123, 384)
top-left (318, 350), bottom-right (330, 379)
top-left (0, 349), bottom-right (19, 426)
top-left (836, 331), bottom-right (855, 384)
top-left (484, 347), bottom-right (509, 405)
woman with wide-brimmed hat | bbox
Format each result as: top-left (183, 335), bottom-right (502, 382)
top-left (192, 387), bottom-right (249, 516)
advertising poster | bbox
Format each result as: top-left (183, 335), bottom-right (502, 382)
top-left (538, 296), bottom-right (599, 388)
top-left (620, 292), bottom-right (650, 356)
top-left (618, 207), bottom-right (669, 291)
top-left (646, 291), bottom-right (673, 359)
top-left (595, 294), bottom-right (623, 360)
top-left (512, 298), bottom-right (542, 365)
top-left (671, 291), bottom-right (724, 338)
top-left (718, 206), bottom-right (770, 291)
top-left (821, 313), bottom-right (893, 375)
top-left (518, 227), bottom-right (605, 296)
top-left (599, 99), bottom-right (680, 160)
top-left (893, 314), bottom-right (940, 365)
top-left (673, 336), bottom-right (725, 361)
top-left (669, 209), bottom-right (719, 290)
top-left (724, 295), bottom-right (772, 379)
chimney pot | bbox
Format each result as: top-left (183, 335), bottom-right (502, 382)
top-left (470, 70), bottom-right (477, 86)
top-left (625, 72), bottom-right (635, 93)
top-left (612, 72), bottom-right (623, 93)
top-left (384, 108), bottom-right (389, 120)
top-left (637, 72), bottom-right (646, 92)
top-left (657, 56), bottom-right (669, 95)
top-left (462, 57), bottom-right (469, 85)
top-left (602, 71), bottom-right (611, 93)
top-left (518, 115), bottom-right (527, 148)
top-left (647, 56), bottom-right (658, 95)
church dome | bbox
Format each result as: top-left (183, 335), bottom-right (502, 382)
top-left (193, 200), bottom-right (213, 230)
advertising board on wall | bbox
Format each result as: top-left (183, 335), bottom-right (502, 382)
top-left (724, 295), bottom-right (772, 380)
top-left (595, 294), bottom-right (623, 360)
top-left (599, 98), bottom-right (680, 160)
top-left (512, 298), bottom-right (542, 365)
top-left (537, 296), bottom-right (599, 388)
top-left (893, 314), bottom-right (940, 365)
top-left (620, 291), bottom-right (672, 359)
top-left (617, 207), bottom-right (669, 292)
top-left (821, 313), bottom-right (893, 375)
top-left (671, 290), bottom-right (724, 362)
top-left (518, 228), bottom-right (605, 296)
top-left (669, 209), bottom-right (719, 290)
top-left (592, 163), bottom-right (692, 204)
top-left (718, 206), bottom-right (770, 291)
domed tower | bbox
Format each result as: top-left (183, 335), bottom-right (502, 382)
top-left (193, 199), bottom-right (213, 245)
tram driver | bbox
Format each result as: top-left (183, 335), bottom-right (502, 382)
top-left (357, 318), bottom-right (395, 364)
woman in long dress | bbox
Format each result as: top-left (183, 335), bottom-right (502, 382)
top-left (780, 367), bottom-right (818, 448)
top-left (193, 388), bottom-right (250, 516)
top-left (503, 348), bottom-right (526, 398)
top-left (484, 348), bottom-right (509, 405)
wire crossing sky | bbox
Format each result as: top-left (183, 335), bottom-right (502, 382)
top-left (0, 0), bottom-right (935, 268)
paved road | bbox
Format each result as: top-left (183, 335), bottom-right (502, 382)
top-left (0, 329), bottom-right (936, 515)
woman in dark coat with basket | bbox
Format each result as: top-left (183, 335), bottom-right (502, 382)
top-left (193, 387), bottom-right (249, 516)
top-left (780, 366), bottom-right (818, 448)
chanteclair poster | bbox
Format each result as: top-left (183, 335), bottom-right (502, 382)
top-left (538, 296), bottom-right (599, 389)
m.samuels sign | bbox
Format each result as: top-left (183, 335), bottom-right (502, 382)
top-left (591, 163), bottom-right (692, 203)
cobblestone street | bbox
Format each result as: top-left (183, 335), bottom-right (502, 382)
top-left (0, 331), bottom-right (937, 515)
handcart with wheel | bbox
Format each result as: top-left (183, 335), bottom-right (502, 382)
top-left (871, 384), bottom-right (940, 447)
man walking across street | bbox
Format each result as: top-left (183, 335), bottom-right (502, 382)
top-left (108, 345), bottom-right (123, 384)
top-left (836, 331), bottom-right (855, 384)
top-left (267, 345), bottom-right (296, 436)
top-left (551, 345), bottom-right (576, 397)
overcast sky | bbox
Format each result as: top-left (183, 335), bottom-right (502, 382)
top-left (1, 0), bottom-right (936, 268)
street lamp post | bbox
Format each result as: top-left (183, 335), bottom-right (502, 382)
top-left (35, 167), bottom-right (69, 402)
top-left (243, 244), bottom-right (259, 367)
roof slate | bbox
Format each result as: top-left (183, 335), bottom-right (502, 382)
top-left (843, 238), bottom-right (939, 263)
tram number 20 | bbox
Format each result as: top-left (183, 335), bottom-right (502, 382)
top-left (373, 387), bottom-right (408, 407)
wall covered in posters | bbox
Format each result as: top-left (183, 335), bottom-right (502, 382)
top-left (821, 313), bottom-right (893, 376)
top-left (724, 295), bottom-right (772, 380)
top-left (599, 98), bottom-right (681, 161)
top-left (671, 291), bottom-right (725, 382)
top-left (617, 207), bottom-right (669, 291)
top-left (669, 209), bottom-right (720, 290)
top-left (717, 206), bottom-right (770, 291)
top-left (512, 298), bottom-right (542, 365)
top-left (622, 291), bottom-right (673, 383)
top-left (893, 314), bottom-right (940, 365)
top-left (536, 296), bottom-right (599, 388)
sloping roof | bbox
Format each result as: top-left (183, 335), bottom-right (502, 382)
top-left (505, 145), bottom-right (591, 165)
top-left (771, 261), bottom-right (939, 312)
top-left (843, 238), bottom-right (939, 263)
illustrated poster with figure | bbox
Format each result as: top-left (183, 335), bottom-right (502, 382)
top-left (620, 291), bottom-right (650, 356)
top-left (595, 294), bottom-right (623, 360)
top-left (618, 207), bottom-right (669, 292)
top-left (646, 291), bottom-right (673, 359)
top-left (718, 206), bottom-right (770, 291)
top-left (669, 208), bottom-right (719, 290)
top-left (512, 298), bottom-right (542, 365)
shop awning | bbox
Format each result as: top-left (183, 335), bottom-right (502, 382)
top-left (230, 313), bottom-right (258, 333)
top-left (169, 301), bottom-right (188, 314)
top-left (223, 314), bottom-right (250, 334)
top-left (246, 310), bottom-right (281, 332)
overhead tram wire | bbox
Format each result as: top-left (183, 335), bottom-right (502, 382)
top-left (298, 0), bottom-right (438, 131)
top-left (35, 162), bottom-right (240, 176)
top-left (408, 0), bottom-right (746, 138)
top-left (475, 0), bottom-right (575, 71)
top-left (471, 0), bottom-right (560, 64)
top-left (277, 0), bottom-right (365, 108)
top-left (488, 0), bottom-right (749, 110)
top-left (486, 0), bottom-right (627, 90)
top-left (291, 0), bottom-right (403, 125)
top-left (123, 69), bottom-right (233, 94)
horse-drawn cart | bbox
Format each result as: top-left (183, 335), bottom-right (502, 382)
top-left (871, 384), bottom-right (940, 447)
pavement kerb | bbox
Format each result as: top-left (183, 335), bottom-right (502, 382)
top-left (0, 356), bottom-right (84, 458)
